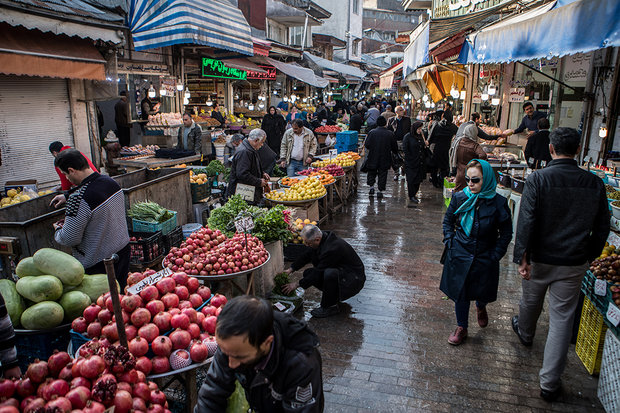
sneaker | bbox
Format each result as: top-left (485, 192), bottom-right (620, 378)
top-left (409, 197), bottom-right (419, 204)
top-left (393, 175), bottom-right (399, 181)
top-left (511, 315), bottom-right (533, 346)
top-left (310, 305), bottom-right (339, 318)
top-left (377, 191), bottom-right (384, 199)
top-left (477, 306), bottom-right (488, 328)
top-left (448, 327), bottom-right (467, 345)
top-left (369, 187), bottom-right (375, 196)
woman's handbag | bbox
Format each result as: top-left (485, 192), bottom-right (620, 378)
top-left (391, 151), bottom-right (404, 168)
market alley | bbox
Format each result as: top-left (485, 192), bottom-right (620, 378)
top-left (296, 178), bottom-right (604, 413)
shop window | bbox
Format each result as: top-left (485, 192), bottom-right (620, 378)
top-left (353, 0), bottom-right (360, 14)
top-left (267, 20), bottom-right (288, 45)
top-left (290, 26), bottom-right (311, 48)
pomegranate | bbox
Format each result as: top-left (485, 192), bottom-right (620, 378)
top-left (147, 404), bottom-right (165, 413)
top-left (132, 397), bottom-right (147, 412)
top-left (135, 357), bottom-right (152, 375)
top-left (153, 312), bottom-right (172, 332)
top-left (26, 359), bottom-right (49, 383)
top-left (136, 370), bottom-right (147, 383)
top-left (0, 406), bottom-right (18, 413)
top-left (138, 323), bottom-right (159, 342)
top-left (172, 272), bottom-right (189, 286)
top-left (150, 390), bottom-right (166, 406)
top-left (112, 389), bottom-right (133, 413)
top-left (20, 396), bottom-right (35, 412)
top-left (215, 307), bottom-right (222, 316)
top-left (97, 309), bottom-right (112, 325)
top-left (45, 396), bottom-right (72, 413)
top-left (23, 397), bottom-right (45, 413)
top-left (0, 399), bottom-right (18, 409)
top-left (126, 325), bottom-right (138, 341)
top-left (71, 317), bottom-right (87, 334)
top-left (129, 337), bottom-right (149, 357)
top-left (139, 285), bottom-right (159, 302)
top-left (15, 378), bottom-right (36, 398)
top-left (169, 349), bottom-right (191, 370)
top-left (145, 300), bottom-right (165, 317)
top-left (181, 308), bottom-right (198, 323)
top-left (0, 379), bottom-right (15, 398)
top-left (131, 308), bottom-right (152, 328)
top-left (91, 374), bottom-right (117, 404)
top-left (196, 312), bottom-right (205, 324)
top-left (70, 377), bottom-right (91, 390)
top-left (187, 323), bottom-right (201, 339)
top-left (151, 357), bottom-right (170, 374)
top-left (196, 286), bottom-right (211, 301)
top-left (168, 308), bottom-right (181, 316)
top-left (201, 305), bottom-right (217, 317)
top-left (202, 316), bottom-right (217, 335)
top-left (169, 329), bottom-right (192, 350)
top-left (101, 322), bottom-right (119, 342)
top-left (170, 314), bottom-right (190, 330)
top-left (189, 341), bottom-right (208, 363)
top-left (178, 300), bottom-right (192, 309)
top-left (121, 294), bottom-right (143, 313)
top-left (161, 293), bottom-right (180, 309)
top-left (80, 356), bottom-right (105, 379)
top-left (174, 285), bottom-right (189, 300)
top-left (119, 310), bottom-right (131, 324)
top-left (210, 294), bottom-right (227, 308)
top-left (42, 379), bottom-right (70, 400)
top-left (96, 293), bottom-right (107, 307)
top-left (105, 296), bottom-right (119, 312)
top-left (118, 370), bottom-right (139, 385)
top-left (83, 401), bottom-right (106, 413)
top-left (132, 382), bottom-right (151, 401)
top-left (66, 386), bottom-right (91, 409)
top-left (116, 382), bottom-right (132, 393)
top-left (83, 304), bottom-right (101, 323)
top-left (71, 360), bottom-right (83, 379)
top-left (186, 277), bottom-right (200, 293)
top-left (188, 294), bottom-right (202, 308)
top-left (156, 278), bottom-right (176, 295)
top-left (58, 364), bottom-right (73, 381)
top-left (127, 272), bottom-right (146, 286)
top-left (152, 336), bottom-right (172, 357)
top-left (86, 322), bottom-right (102, 338)
top-left (147, 382), bottom-right (158, 391)
top-left (48, 351), bottom-right (72, 377)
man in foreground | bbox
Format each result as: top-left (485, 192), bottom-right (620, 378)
top-left (196, 296), bottom-right (324, 412)
top-left (512, 127), bottom-right (609, 402)
top-left (282, 225), bottom-right (365, 318)
top-left (52, 149), bottom-right (130, 288)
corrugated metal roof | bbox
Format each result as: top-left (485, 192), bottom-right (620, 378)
top-left (0, 0), bottom-right (125, 24)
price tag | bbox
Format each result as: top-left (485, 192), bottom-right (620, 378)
top-left (595, 278), bottom-right (608, 296)
top-left (273, 302), bottom-right (286, 312)
top-left (329, 149), bottom-right (337, 159)
top-left (235, 183), bottom-right (256, 201)
top-left (234, 216), bottom-right (254, 233)
top-left (540, 160), bottom-right (547, 168)
top-left (606, 303), bottom-right (620, 327)
top-left (126, 267), bottom-right (172, 295)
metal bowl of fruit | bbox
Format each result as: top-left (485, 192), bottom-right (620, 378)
top-left (612, 200), bottom-right (620, 219)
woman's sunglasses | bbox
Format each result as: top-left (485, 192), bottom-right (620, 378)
top-left (465, 176), bottom-right (481, 183)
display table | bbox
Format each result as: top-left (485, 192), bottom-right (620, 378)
top-left (115, 155), bottom-right (202, 172)
top-left (191, 253), bottom-right (270, 296)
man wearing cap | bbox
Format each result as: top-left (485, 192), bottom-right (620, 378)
top-left (103, 132), bottom-right (123, 176)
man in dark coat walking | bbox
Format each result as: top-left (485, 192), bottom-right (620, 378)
top-left (428, 111), bottom-right (458, 187)
top-left (262, 106), bottom-right (287, 154)
top-left (402, 121), bottom-right (426, 204)
top-left (363, 116), bottom-right (398, 198)
top-left (282, 225), bottom-right (365, 318)
top-left (523, 118), bottom-right (552, 168)
top-left (226, 129), bottom-right (270, 205)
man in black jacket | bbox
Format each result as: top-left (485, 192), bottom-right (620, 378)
top-left (226, 129), bottom-right (270, 205)
top-left (196, 296), bottom-right (323, 412)
top-left (363, 115), bottom-right (398, 198)
top-left (387, 106), bottom-right (412, 181)
top-left (512, 127), bottom-right (609, 402)
top-left (348, 107), bottom-right (363, 132)
top-left (282, 225), bottom-right (365, 318)
top-left (428, 111), bottom-right (457, 187)
top-left (523, 118), bottom-right (552, 168)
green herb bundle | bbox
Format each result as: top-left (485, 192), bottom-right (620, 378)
top-left (127, 201), bottom-right (174, 223)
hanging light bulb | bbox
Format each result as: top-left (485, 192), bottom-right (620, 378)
top-left (491, 98), bottom-right (500, 106)
top-left (424, 101), bottom-right (431, 108)
top-left (183, 97), bottom-right (189, 105)
top-left (206, 98), bottom-right (213, 106)
top-left (430, 102), bottom-right (436, 108)
top-left (303, 97), bottom-right (308, 103)
top-left (450, 85), bottom-right (459, 99)
top-left (234, 94), bottom-right (239, 100)
top-left (148, 83), bottom-right (156, 98)
top-left (422, 94), bottom-right (429, 102)
top-left (184, 88), bottom-right (191, 99)
top-left (460, 89), bottom-right (466, 100)
top-left (159, 86), bottom-right (166, 97)
top-left (283, 96), bottom-right (289, 102)
top-left (488, 80), bottom-right (497, 96)
top-left (248, 104), bottom-right (255, 110)
top-left (176, 79), bottom-right (184, 92)
top-left (273, 90), bottom-right (278, 95)
top-left (259, 103), bottom-right (265, 109)
top-left (600, 117), bottom-right (608, 138)
top-left (481, 86), bottom-right (489, 101)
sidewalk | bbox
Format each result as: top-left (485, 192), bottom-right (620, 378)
top-left (295, 178), bottom-right (603, 413)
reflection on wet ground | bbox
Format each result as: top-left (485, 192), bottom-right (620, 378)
top-left (289, 176), bottom-right (603, 413)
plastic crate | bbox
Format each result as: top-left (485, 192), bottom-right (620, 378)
top-left (129, 231), bottom-right (163, 264)
top-left (191, 182), bottom-right (211, 203)
top-left (15, 325), bottom-right (71, 371)
top-left (336, 145), bottom-right (358, 154)
top-left (581, 270), bottom-right (620, 339)
top-left (163, 226), bottom-right (184, 252)
top-left (336, 131), bottom-right (358, 145)
top-left (576, 297), bottom-right (608, 375)
top-left (132, 211), bottom-right (177, 235)
top-left (598, 330), bottom-right (620, 413)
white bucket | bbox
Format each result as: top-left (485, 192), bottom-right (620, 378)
top-left (182, 223), bottom-right (203, 238)
top-left (214, 144), bottom-right (226, 163)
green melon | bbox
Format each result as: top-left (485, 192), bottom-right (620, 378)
top-left (20, 301), bottom-right (64, 330)
top-left (15, 257), bottom-right (44, 278)
top-left (59, 291), bottom-right (91, 321)
top-left (16, 276), bottom-right (63, 303)
top-left (33, 248), bottom-right (84, 286)
top-left (0, 279), bottom-right (25, 327)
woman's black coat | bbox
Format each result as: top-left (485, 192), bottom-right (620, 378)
top-left (402, 132), bottom-right (425, 184)
top-left (261, 112), bottom-right (286, 154)
top-left (440, 191), bottom-right (513, 302)
top-left (364, 126), bottom-right (398, 171)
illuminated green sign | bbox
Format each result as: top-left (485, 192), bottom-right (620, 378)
top-left (201, 58), bottom-right (247, 80)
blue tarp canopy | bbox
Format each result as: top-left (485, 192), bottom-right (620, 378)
top-left (403, 22), bottom-right (430, 78)
top-left (458, 0), bottom-right (620, 64)
top-left (129, 0), bottom-right (253, 55)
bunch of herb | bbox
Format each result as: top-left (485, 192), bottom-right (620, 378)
top-left (252, 205), bottom-right (294, 244)
top-left (272, 272), bottom-right (295, 296)
top-left (127, 201), bottom-right (174, 223)
top-left (204, 160), bottom-right (227, 177)
top-left (207, 195), bottom-right (261, 236)
top-left (272, 164), bottom-right (287, 178)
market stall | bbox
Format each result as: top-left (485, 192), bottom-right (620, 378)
top-left (115, 155), bottom-right (202, 172)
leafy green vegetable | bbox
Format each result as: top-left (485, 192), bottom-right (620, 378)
top-left (272, 164), bottom-right (287, 178)
top-left (127, 201), bottom-right (174, 223)
top-left (205, 160), bottom-right (227, 177)
top-left (252, 205), bottom-right (293, 244)
top-left (272, 272), bottom-right (295, 296)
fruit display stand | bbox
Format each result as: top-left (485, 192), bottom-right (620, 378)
top-left (14, 323), bottom-right (72, 371)
top-left (115, 154), bottom-right (201, 173)
top-left (264, 193), bottom-right (328, 225)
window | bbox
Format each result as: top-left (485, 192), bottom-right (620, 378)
top-left (352, 39), bottom-right (361, 57)
top-left (267, 20), bottom-right (288, 44)
top-left (353, 0), bottom-right (359, 15)
top-left (290, 26), bottom-right (311, 48)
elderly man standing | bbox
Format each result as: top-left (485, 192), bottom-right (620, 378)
top-left (177, 113), bottom-right (202, 153)
top-left (282, 225), bottom-right (365, 318)
top-left (387, 106), bottom-right (412, 181)
top-left (279, 119), bottom-right (317, 176)
top-left (512, 128), bottom-right (609, 402)
top-left (226, 129), bottom-right (270, 205)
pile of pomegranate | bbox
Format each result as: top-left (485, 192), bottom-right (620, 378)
top-left (71, 271), bottom-right (226, 375)
top-left (0, 346), bottom-right (169, 413)
top-left (162, 227), bottom-right (269, 276)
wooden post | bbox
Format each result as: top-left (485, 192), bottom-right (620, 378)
top-left (103, 255), bottom-right (128, 348)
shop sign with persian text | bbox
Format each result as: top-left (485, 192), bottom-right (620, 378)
top-left (432, 0), bottom-right (512, 19)
top-left (247, 66), bottom-right (276, 80)
top-left (508, 88), bottom-right (525, 103)
top-left (202, 58), bottom-right (247, 80)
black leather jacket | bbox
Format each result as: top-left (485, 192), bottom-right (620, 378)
top-left (195, 312), bottom-right (323, 413)
top-left (513, 158), bottom-right (609, 266)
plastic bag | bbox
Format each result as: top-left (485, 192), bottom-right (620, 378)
top-left (226, 381), bottom-right (250, 413)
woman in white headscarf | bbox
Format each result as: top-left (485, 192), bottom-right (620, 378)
top-left (453, 124), bottom-right (488, 192)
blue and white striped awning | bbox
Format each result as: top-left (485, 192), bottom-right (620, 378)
top-left (129, 0), bottom-right (253, 55)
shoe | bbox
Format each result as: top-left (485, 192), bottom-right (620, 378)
top-left (511, 315), bottom-right (533, 346)
top-left (369, 187), bottom-right (375, 196)
top-left (377, 191), bottom-right (384, 199)
top-left (393, 175), bottom-right (399, 181)
top-left (409, 197), bottom-right (419, 204)
top-left (477, 306), bottom-right (488, 328)
top-left (540, 386), bottom-right (561, 402)
top-left (448, 326), bottom-right (467, 345)
top-left (310, 305), bottom-right (339, 318)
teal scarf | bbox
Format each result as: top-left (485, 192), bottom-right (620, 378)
top-left (454, 159), bottom-right (496, 236)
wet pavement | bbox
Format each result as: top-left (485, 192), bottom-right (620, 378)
top-left (289, 174), bottom-right (604, 413)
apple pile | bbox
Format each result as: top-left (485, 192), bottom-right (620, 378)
top-left (162, 227), bottom-right (269, 276)
top-left (0, 345), bottom-right (170, 413)
top-left (70, 271), bottom-right (227, 375)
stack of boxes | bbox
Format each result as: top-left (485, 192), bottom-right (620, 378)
top-left (335, 131), bottom-right (358, 153)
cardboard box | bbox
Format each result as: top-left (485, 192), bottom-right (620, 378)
top-left (289, 200), bottom-right (319, 223)
top-left (5, 180), bottom-right (38, 196)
